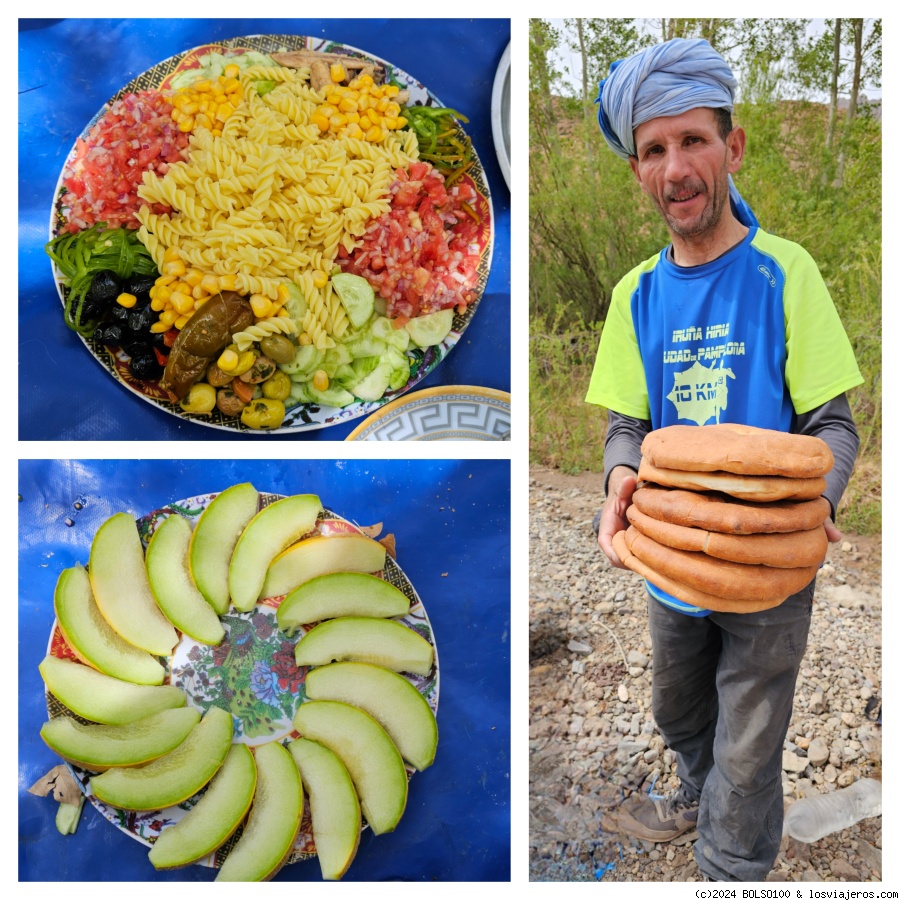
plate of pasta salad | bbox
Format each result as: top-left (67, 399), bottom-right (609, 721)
top-left (46, 34), bottom-right (493, 434)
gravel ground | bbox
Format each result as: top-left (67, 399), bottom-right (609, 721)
top-left (529, 467), bottom-right (882, 883)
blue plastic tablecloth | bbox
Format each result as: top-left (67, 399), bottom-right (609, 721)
top-left (18, 19), bottom-right (511, 440)
top-left (18, 458), bottom-right (510, 881)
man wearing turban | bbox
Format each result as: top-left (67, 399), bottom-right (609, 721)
top-left (584, 39), bottom-right (863, 881)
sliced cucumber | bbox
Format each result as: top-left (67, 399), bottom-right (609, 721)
top-left (405, 309), bottom-right (454, 348)
top-left (351, 363), bottom-right (392, 402)
top-left (284, 282), bottom-right (308, 323)
top-left (307, 384), bottom-right (356, 408)
top-left (332, 273), bottom-right (375, 330)
top-left (281, 344), bottom-right (323, 378)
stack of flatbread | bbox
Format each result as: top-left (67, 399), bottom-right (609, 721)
top-left (612, 424), bottom-right (833, 613)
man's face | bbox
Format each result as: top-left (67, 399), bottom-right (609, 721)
top-left (628, 107), bottom-right (745, 240)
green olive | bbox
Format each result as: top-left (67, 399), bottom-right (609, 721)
top-left (179, 383), bottom-right (217, 414)
top-left (261, 369), bottom-right (291, 401)
top-left (240, 398), bottom-right (286, 430)
top-left (260, 334), bottom-right (297, 364)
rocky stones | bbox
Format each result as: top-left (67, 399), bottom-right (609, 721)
top-left (528, 468), bottom-right (881, 884)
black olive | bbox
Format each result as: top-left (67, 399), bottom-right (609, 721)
top-left (127, 306), bottom-right (155, 334)
top-left (91, 270), bottom-right (123, 306)
top-left (94, 323), bottom-right (124, 345)
top-left (126, 273), bottom-right (157, 302)
top-left (79, 293), bottom-right (106, 322)
top-left (130, 354), bottom-right (163, 381)
top-left (122, 338), bottom-right (151, 358)
top-left (109, 305), bottom-right (130, 323)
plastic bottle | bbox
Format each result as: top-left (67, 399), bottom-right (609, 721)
top-left (783, 778), bottom-right (882, 842)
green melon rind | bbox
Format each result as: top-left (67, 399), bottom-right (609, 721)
top-left (294, 616), bottom-right (435, 676)
top-left (189, 483), bottom-right (260, 615)
top-left (215, 741), bottom-right (304, 882)
top-left (39, 655), bottom-right (187, 725)
top-left (293, 700), bottom-right (407, 836)
top-left (40, 708), bottom-right (201, 771)
top-left (90, 706), bottom-right (234, 810)
top-left (277, 572), bottom-right (410, 631)
top-left (88, 512), bottom-right (178, 656)
top-left (261, 534), bottom-right (386, 600)
top-left (148, 743), bottom-right (257, 870)
top-left (146, 514), bottom-right (225, 645)
top-left (54, 565), bottom-right (166, 686)
top-left (306, 662), bottom-right (438, 771)
top-left (288, 737), bottom-right (361, 881)
top-left (229, 494), bottom-right (323, 611)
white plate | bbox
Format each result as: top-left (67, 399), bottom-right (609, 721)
top-left (345, 385), bottom-right (510, 441)
top-left (491, 42), bottom-right (510, 190)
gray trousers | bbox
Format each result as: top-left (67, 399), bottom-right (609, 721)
top-left (647, 580), bottom-right (815, 882)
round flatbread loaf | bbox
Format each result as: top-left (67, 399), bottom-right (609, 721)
top-left (637, 459), bottom-right (827, 502)
top-left (640, 424), bottom-right (834, 478)
top-left (623, 526), bottom-right (819, 603)
top-left (611, 531), bottom-right (787, 614)
top-left (626, 506), bottom-right (828, 568)
top-left (631, 485), bottom-right (830, 535)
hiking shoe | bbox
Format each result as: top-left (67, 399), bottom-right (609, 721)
top-left (616, 789), bottom-right (699, 843)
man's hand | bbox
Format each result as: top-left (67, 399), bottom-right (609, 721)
top-left (824, 517), bottom-right (842, 543)
top-left (598, 466), bottom-right (638, 568)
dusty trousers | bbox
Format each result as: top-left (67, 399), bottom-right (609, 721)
top-left (647, 581), bottom-right (815, 882)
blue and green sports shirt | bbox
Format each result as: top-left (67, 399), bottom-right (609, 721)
top-left (586, 226), bottom-right (863, 614)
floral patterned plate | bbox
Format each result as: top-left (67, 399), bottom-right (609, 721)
top-left (48, 34), bottom-right (493, 434)
top-left (43, 491), bottom-right (439, 871)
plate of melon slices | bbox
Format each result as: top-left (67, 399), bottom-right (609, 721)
top-left (39, 484), bottom-right (439, 881)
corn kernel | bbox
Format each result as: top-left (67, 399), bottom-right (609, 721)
top-left (191, 284), bottom-right (209, 301)
top-left (219, 274), bottom-right (238, 291)
top-left (250, 294), bottom-right (275, 318)
top-left (116, 292), bottom-right (137, 309)
top-left (218, 348), bottom-right (239, 371)
top-left (177, 117), bottom-right (194, 133)
top-left (163, 247), bottom-right (181, 263)
top-left (171, 291), bottom-right (195, 315)
top-left (163, 259), bottom-right (187, 277)
top-left (150, 296), bottom-right (166, 312)
top-left (174, 315), bottom-right (189, 330)
top-left (385, 102), bottom-right (401, 118)
top-left (364, 125), bottom-right (384, 143)
top-left (276, 283), bottom-right (292, 305)
top-left (330, 63), bottom-right (346, 82)
top-left (359, 114), bottom-right (372, 131)
top-left (339, 96), bottom-right (358, 113)
top-left (311, 113), bottom-right (330, 132)
top-left (385, 84), bottom-right (400, 97)
top-left (195, 112), bottom-right (213, 130)
top-left (150, 321), bottom-right (170, 334)
top-left (199, 274), bottom-right (220, 294)
top-left (183, 268), bottom-right (203, 287)
top-left (312, 369), bottom-right (329, 391)
top-left (313, 270), bottom-right (328, 289)
top-left (299, 332), bottom-right (312, 346)
top-left (194, 79), bottom-right (212, 92)
top-left (160, 309), bottom-right (179, 327)
top-left (329, 113), bottom-right (348, 129)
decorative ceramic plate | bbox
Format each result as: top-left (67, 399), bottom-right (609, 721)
top-left (491, 43), bottom-right (510, 190)
top-left (345, 385), bottom-right (510, 440)
top-left (48, 34), bottom-right (493, 434)
top-left (43, 491), bottom-right (439, 872)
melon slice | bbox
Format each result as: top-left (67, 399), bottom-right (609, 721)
top-left (189, 483), bottom-right (260, 615)
top-left (293, 700), bottom-right (407, 835)
top-left (146, 514), bottom-right (225, 645)
top-left (90, 706), bottom-right (233, 810)
top-left (261, 534), bottom-right (386, 600)
top-left (39, 655), bottom-right (186, 725)
top-left (215, 741), bottom-right (304, 882)
top-left (288, 738), bottom-right (361, 881)
top-left (148, 743), bottom-right (257, 870)
top-left (89, 512), bottom-right (178, 656)
top-left (277, 572), bottom-right (410, 633)
top-left (229, 494), bottom-right (323, 611)
top-left (40, 707), bottom-right (200, 771)
top-left (53, 565), bottom-right (165, 685)
top-left (306, 662), bottom-right (438, 771)
top-left (294, 617), bottom-right (434, 676)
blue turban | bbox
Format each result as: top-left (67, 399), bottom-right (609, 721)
top-left (596, 38), bottom-right (758, 228)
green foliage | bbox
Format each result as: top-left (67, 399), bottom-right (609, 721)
top-left (529, 311), bottom-right (605, 474)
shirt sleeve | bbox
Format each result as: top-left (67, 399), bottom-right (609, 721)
top-left (793, 393), bottom-right (860, 523)
top-left (778, 241), bottom-right (865, 414)
top-left (584, 264), bottom-right (654, 418)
